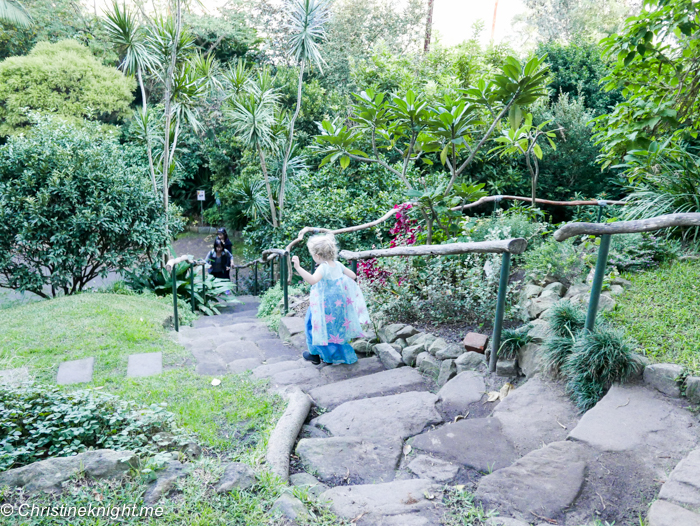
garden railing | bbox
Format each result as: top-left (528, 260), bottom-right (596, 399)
top-left (553, 212), bottom-right (700, 331)
top-left (165, 255), bottom-right (208, 332)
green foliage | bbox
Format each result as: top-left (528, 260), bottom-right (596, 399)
top-left (0, 383), bottom-right (189, 471)
top-left (543, 334), bottom-right (576, 375)
top-left (442, 486), bottom-right (494, 525)
top-left (0, 40), bottom-right (134, 134)
top-left (0, 117), bottom-right (175, 298)
top-left (498, 325), bottom-right (533, 360)
top-left (609, 259), bottom-right (700, 374)
top-left (523, 238), bottom-right (586, 284)
top-left (257, 283), bottom-right (307, 332)
top-left (608, 232), bottom-right (681, 272)
top-left (562, 326), bottom-right (640, 411)
top-left (186, 11), bottom-right (258, 64)
top-left (546, 300), bottom-right (586, 338)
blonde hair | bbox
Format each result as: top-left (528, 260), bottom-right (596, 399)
top-left (307, 233), bottom-right (338, 262)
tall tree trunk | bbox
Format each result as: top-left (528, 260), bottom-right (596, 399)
top-left (137, 67), bottom-right (158, 196)
top-left (491, 0), bottom-right (499, 40)
top-left (279, 59), bottom-right (306, 220)
top-left (258, 146), bottom-right (279, 228)
top-left (423, 0), bottom-right (435, 53)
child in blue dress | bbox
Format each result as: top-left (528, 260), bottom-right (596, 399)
top-left (291, 234), bottom-right (370, 365)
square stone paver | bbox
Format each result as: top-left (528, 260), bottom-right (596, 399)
top-left (127, 352), bottom-right (163, 378)
top-left (0, 367), bottom-right (29, 386)
top-left (57, 357), bottom-right (94, 385)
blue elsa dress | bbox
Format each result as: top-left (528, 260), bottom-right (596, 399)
top-left (305, 261), bottom-right (371, 364)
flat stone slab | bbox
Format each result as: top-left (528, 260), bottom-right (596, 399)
top-left (319, 479), bottom-right (441, 520)
top-left (270, 367), bottom-right (326, 390)
top-left (311, 391), bottom-right (442, 440)
top-left (126, 352), bottom-right (162, 378)
top-left (0, 367), bottom-right (29, 386)
top-left (492, 377), bottom-right (579, 455)
top-left (227, 357), bottom-right (263, 374)
top-left (475, 441), bottom-right (587, 522)
top-left (659, 449), bottom-right (700, 512)
top-left (195, 361), bottom-right (227, 376)
top-left (255, 339), bottom-right (299, 362)
top-left (251, 359), bottom-right (311, 379)
top-left (436, 371), bottom-right (485, 419)
top-left (407, 455), bottom-right (460, 483)
top-left (56, 357), bottom-right (94, 385)
top-left (309, 367), bottom-right (430, 410)
top-left (296, 436), bottom-right (402, 484)
top-left (647, 499), bottom-right (700, 526)
top-left (215, 341), bottom-right (262, 363)
top-left (410, 418), bottom-right (517, 472)
top-left (567, 384), bottom-right (697, 456)
top-left (279, 317), bottom-right (306, 340)
top-left (320, 357), bottom-right (385, 383)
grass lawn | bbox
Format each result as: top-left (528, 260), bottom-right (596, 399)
top-left (608, 259), bottom-right (700, 374)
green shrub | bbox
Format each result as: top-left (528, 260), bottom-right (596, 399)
top-left (0, 116), bottom-right (178, 299)
top-left (523, 237), bottom-right (586, 284)
top-left (607, 232), bottom-right (681, 273)
top-left (497, 325), bottom-right (533, 360)
top-left (542, 335), bottom-right (576, 375)
top-left (562, 326), bottom-right (641, 411)
top-left (546, 300), bottom-right (586, 338)
top-left (0, 384), bottom-right (191, 471)
top-left (0, 39), bottom-right (134, 135)
top-left (257, 283), bottom-right (307, 332)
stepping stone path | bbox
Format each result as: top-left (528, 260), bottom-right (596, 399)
top-left (57, 357), bottom-right (94, 385)
top-left (127, 352), bottom-right (163, 378)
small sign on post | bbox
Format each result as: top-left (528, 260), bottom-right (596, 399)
top-left (197, 190), bottom-right (205, 226)
top-left (197, 190), bottom-right (206, 201)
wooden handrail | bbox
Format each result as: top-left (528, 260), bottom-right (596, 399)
top-left (165, 255), bottom-right (207, 272)
top-left (340, 238), bottom-right (528, 260)
top-left (451, 195), bottom-right (628, 212)
top-left (553, 213), bottom-right (700, 241)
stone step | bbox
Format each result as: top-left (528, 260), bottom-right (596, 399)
top-left (309, 367), bottom-right (430, 410)
top-left (127, 352), bottom-right (162, 378)
top-left (319, 356), bottom-right (385, 383)
top-left (255, 339), bottom-right (300, 363)
top-left (0, 367), bottom-right (29, 386)
top-left (657, 448), bottom-right (700, 514)
top-left (215, 341), bottom-right (262, 363)
top-left (227, 357), bottom-right (263, 374)
top-left (251, 359), bottom-right (314, 379)
top-left (310, 391), bottom-right (442, 440)
top-left (296, 436), bottom-right (403, 485)
top-left (56, 357), bottom-right (94, 385)
top-left (269, 366), bottom-right (327, 392)
top-left (279, 316), bottom-right (305, 341)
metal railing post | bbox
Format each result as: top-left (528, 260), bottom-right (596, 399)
top-left (269, 259), bottom-right (274, 290)
top-left (202, 264), bottom-right (207, 307)
top-left (190, 262), bottom-right (195, 312)
top-left (596, 200), bottom-right (607, 223)
top-left (235, 267), bottom-right (239, 294)
top-left (351, 259), bottom-right (357, 275)
top-left (489, 252), bottom-right (511, 373)
top-left (254, 261), bottom-right (258, 296)
top-left (282, 252), bottom-right (289, 314)
top-left (172, 265), bottom-right (179, 332)
top-left (585, 234), bottom-right (612, 332)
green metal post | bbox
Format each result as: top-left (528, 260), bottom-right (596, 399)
top-left (351, 259), bottom-right (358, 275)
top-left (585, 234), bottom-right (612, 332)
top-left (489, 252), bottom-right (511, 373)
top-left (172, 266), bottom-right (179, 332)
top-left (202, 264), bottom-right (207, 307)
top-left (282, 252), bottom-right (289, 314)
top-left (269, 259), bottom-right (274, 290)
top-left (190, 262), bottom-right (195, 312)
top-left (596, 201), bottom-right (606, 223)
top-left (235, 267), bottom-right (239, 294)
top-left (254, 261), bottom-right (258, 296)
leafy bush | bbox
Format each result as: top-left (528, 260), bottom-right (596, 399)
top-left (0, 116), bottom-right (178, 298)
top-left (523, 238), bottom-right (586, 284)
top-left (257, 283), bottom-right (307, 332)
top-left (0, 384), bottom-right (190, 471)
top-left (562, 327), bottom-right (641, 411)
top-left (543, 335), bottom-right (575, 375)
top-left (0, 39), bottom-right (134, 135)
top-left (497, 325), bottom-right (533, 360)
top-left (608, 232), bottom-right (681, 272)
top-left (546, 300), bottom-right (586, 338)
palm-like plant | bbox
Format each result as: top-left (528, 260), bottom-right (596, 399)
top-left (278, 0), bottom-right (330, 218)
top-left (0, 0), bottom-right (31, 27)
top-left (227, 71), bottom-right (282, 227)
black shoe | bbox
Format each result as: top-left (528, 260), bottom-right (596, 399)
top-left (303, 352), bottom-right (321, 365)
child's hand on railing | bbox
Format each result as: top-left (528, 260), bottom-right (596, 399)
top-left (291, 255), bottom-right (300, 268)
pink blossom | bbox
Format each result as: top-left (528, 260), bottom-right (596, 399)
top-left (328, 334), bottom-right (344, 344)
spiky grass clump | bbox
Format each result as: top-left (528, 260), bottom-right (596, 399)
top-left (542, 335), bottom-right (576, 375)
top-left (562, 326), bottom-right (640, 411)
top-left (497, 325), bottom-right (533, 360)
top-left (546, 300), bottom-right (586, 338)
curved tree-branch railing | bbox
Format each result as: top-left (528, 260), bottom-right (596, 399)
top-left (451, 195), bottom-right (627, 212)
top-left (553, 213), bottom-right (700, 332)
top-left (339, 238), bottom-right (528, 261)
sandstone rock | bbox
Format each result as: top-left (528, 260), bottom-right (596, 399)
top-left (496, 359), bottom-right (518, 377)
top-left (279, 317), bottom-right (306, 341)
top-left (319, 479), bottom-right (441, 520)
top-left (416, 352), bottom-right (440, 378)
top-left (411, 418), bottom-right (516, 472)
top-left (296, 436), bottom-right (402, 484)
top-left (378, 324), bottom-right (417, 343)
top-left (659, 449), bottom-right (700, 511)
top-left (437, 371), bottom-right (485, 418)
top-left (374, 343), bottom-right (404, 369)
top-left (144, 460), bottom-right (191, 505)
top-left (475, 441), bottom-right (586, 523)
top-left (647, 499), bottom-right (700, 526)
top-left (527, 296), bottom-right (558, 319)
top-left (394, 338), bottom-right (408, 349)
top-left (610, 284), bottom-right (624, 296)
top-left (455, 351), bottom-right (486, 373)
top-left (520, 283), bottom-right (543, 301)
top-left (311, 391), bottom-right (442, 440)
top-left (290, 472), bottom-right (329, 499)
top-left (270, 367), bottom-right (325, 391)
top-left (541, 282), bottom-right (566, 298)
top-left (428, 337), bottom-right (449, 356)
top-left (301, 424), bottom-right (328, 439)
top-left (435, 343), bottom-right (465, 360)
top-left (517, 343), bottom-right (544, 378)
top-left (527, 319), bottom-right (550, 343)
top-left (272, 494), bottom-right (309, 521)
top-left (463, 333), bottom-right (489, 354)
top-left (492, 377), bottom-right (579, 455)
top-left (629, 352), bottom-right (651, 380)
top-left (687, 377), bottom-right (700, 404)
top-left (563, 282), bottom-right (590, 299)
top-left (436, 359), bottom-right (457, 387)
top-left (0, 449), bottom-right (137, 493)
top-left (351, 339), bottom-right (372, 354)
top-left (569, 292), bottom-right (616, 312)
top-left (215, 462), bottom-right (256, 493)
top-left (644, 363), bottom-right (683, 397)
top-left (320, 357), bottom-right (385, 383)
top-left (407, 455), bottom-right (459, 483)
top-left (402, 344), bottom-right (424, 367)
top-left (406, 332), bottom-right (426, 346)
top-left (309, 368), bottom-right (429, 410)
top-left (611, 276), bottom-right (632, 288)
